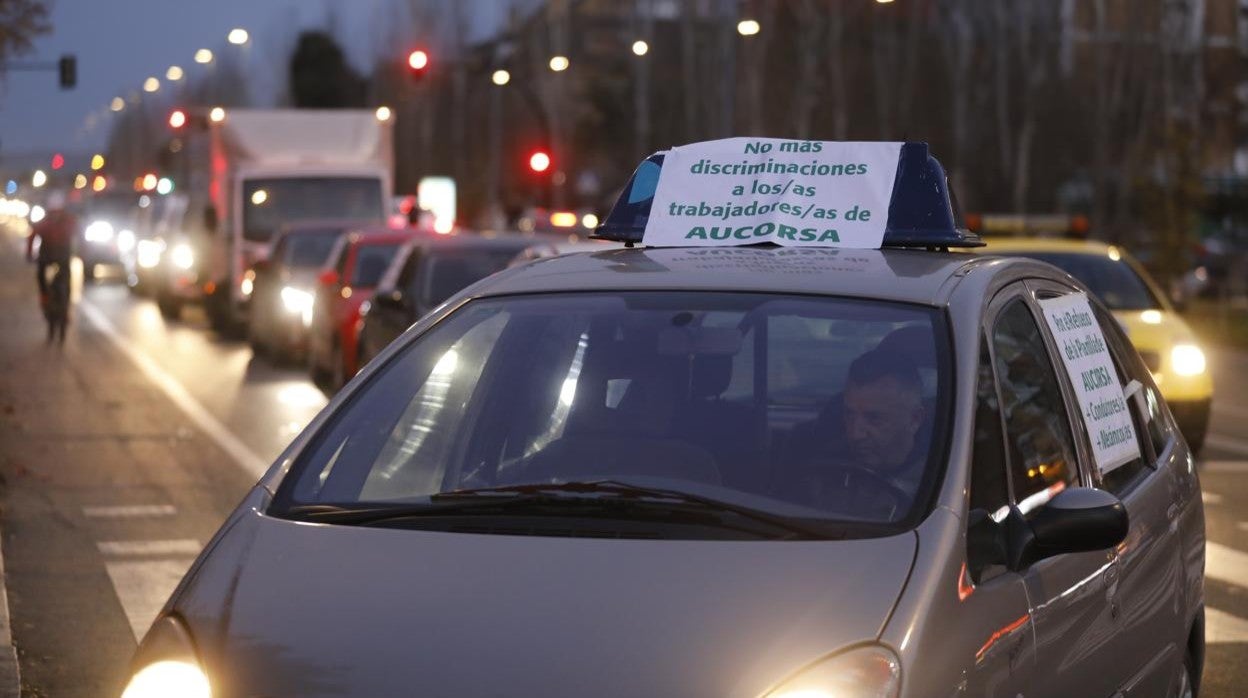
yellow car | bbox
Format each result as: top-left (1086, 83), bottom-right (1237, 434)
top-left (982, 237), bottom-right (1212, 453)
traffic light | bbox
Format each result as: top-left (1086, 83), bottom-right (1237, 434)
top-left (529, 150), bottom-right (552, 174)
top-left (168, 109), bottom-right (187, 129)
top-left (50, 153), bottom-right (64, 170)
top-left (58, 55), bottom-right (76, 89)
top-left (407, 50), bottom-right (429, 78)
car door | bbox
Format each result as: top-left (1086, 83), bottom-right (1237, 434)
top-left (985, 289), bottom-right (1123, 698)
top-left (962, 332), bottom-right (1037, 697)
top-left (1030, 280), bottom-right (1187, 696)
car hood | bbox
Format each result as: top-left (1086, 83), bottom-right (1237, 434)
top-left (175, 508), bottom-right (918, 697)
top-left (1112, 308), bottom-right (1196, 354)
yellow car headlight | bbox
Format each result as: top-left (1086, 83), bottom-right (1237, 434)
top-left (122, 616), bottom-right (212, 698)
top-left (766, 645), bottom-right (901, 698)
top-left (1170, 344), bottom-right (1207, 377)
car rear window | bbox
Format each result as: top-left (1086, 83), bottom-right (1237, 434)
top-left (275, 292), bottom-right (952, 534)
top-left (418, 250), bottom-right (521, 308)
top-left (350, 243), bottom-right (401, 287)
top-left (1012, 252), bottom-right (1161, 311)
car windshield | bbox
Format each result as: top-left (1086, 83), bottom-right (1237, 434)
top-left (276, 292), bottom-right (950, 534)
top-left (1014, 251), bottom-right (1162, 311)
top-left (283, 230), bottom-right (343, 269)
top-left (242, 177), bottom-right (383, 243)
top-left (418, 250), bottom-right (521, 308)
top-left (351, 243), bottom-right (400, 287)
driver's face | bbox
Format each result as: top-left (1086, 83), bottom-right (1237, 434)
top-left (843, 376), bottom-right (924, 473)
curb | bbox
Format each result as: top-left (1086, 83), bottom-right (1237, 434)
top-left (0, 528), bottom-right (20, 698)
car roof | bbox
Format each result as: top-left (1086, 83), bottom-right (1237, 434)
top-left (345, 228), bottom-right (424, 246)
top-left (407, 234), bottom-right (540, 252)
top-left (471, 247), bottom-right (985, 306)
top-left (976, 237), bottom-right (1118, 255)
top-left (279, 218), bottom-right (382, 236)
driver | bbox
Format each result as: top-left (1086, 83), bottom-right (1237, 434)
top-left (777, 348), bottom-right (928, 517)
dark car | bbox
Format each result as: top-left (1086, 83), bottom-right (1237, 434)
top-left (306, 227), bottom-right (421, 391)
top-left (356, 235), bottom-right (538, 367)
top-left (247, 220), bottom-right (375, 363)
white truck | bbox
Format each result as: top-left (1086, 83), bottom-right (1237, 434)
top-left (167, 108), bottom-right (394, 333)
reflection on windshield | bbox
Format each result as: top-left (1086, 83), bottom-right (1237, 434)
top-left (284, 230), bottom-right (343, 269)
top-left (243, 177), bottom-right (382, 242)
top-left (280, 293), bottom-right (948, 532)
top-left (1016, 252), bottom-right (1161, 311)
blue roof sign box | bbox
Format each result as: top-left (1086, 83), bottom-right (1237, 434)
top-left (595, 139), bottom-right (982, 249)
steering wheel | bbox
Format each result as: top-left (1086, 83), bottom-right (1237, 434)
top-left (815, 460), bottom-right (911, 520)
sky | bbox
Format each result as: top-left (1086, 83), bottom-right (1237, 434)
top-left (0, 0), bottom-right (519, 162)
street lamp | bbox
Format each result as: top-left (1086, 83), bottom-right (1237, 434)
top-left (549, 55), bottom-right (570, 72)
top-left (737, 19), bottom-right (761, 36)
top-left (491, 69), bottom-right (510, 86)
top-left (632, 40), bottom-right (649, 56)
top-left (32, 170), bottom-right (47, 188)
top-left (110, 97), bottom-right (125, 112)
top-left (374, 106), bottom-right (392, 122)
top-left (143, 77), bottom-right (160, 92)
top-left (194, 48), bottom-right (214, 64)
top-left (91, 154), bottom-right (105, 171)
top-left (228, 28), bottom-right (249, 45)
top-left (166, 65), bottom-right (184, 81)
top-left (209, 106), bottom-right (226, 123)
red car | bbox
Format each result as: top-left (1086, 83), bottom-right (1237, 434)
top-left (307, 227), bottom-right (420, 391)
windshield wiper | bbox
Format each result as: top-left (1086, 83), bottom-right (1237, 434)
top-left (286, 481), bottom-right (835, 539)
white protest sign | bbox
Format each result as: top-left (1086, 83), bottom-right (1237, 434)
top-left (1038, 293), bottom-right (1141, 474)
top-left (643, 138), bottom-right (903, 248)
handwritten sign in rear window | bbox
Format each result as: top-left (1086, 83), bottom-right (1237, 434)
top-left (643, 138), bottom-right (902, 248)
top-left (1039, 293), bottom-right (1140, 474)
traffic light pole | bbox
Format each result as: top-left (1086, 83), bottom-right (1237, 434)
top-left (5, 55), bottom-right (76, 89)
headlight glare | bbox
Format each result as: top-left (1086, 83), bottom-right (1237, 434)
top-left (171, 243), bottom-right (195, 270)
top-left (122, 660), bottom-right (211, 698)
top-left (137, 239), bottom-right (164, 268)
top-left (281, 286), bottom-right (314, 315)
top-left (1170, 344), bottom-right (1206, 377)
top-left (85, 220), bottom-right (114, 243)
top-left (766, 645), bottom-right (901, 698)
top-left (122, 616), bottom-right (211, 698)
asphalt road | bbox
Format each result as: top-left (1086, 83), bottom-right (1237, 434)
top-left (0, 227), bottom-right (1246, 696)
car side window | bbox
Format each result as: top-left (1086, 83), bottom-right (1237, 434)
top-left (970, 336), bottom-right (1010, 521)
top-left (1087, 304), bottom-right (1160, 494)
top-left (991, 299), bottom-right (1081, 514)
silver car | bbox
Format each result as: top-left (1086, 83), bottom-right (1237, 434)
top-left (121, 241), bottom-right (1204, 697)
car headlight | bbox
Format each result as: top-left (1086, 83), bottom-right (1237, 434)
top-left (1171, 344), bottom-right (1207, 377)
top-left (85, 220), bottom-right (114, 243)
top-left (765, 645), bottom-right (901, 698)
top-left (137, 239), bottom-right (164, 268)
top-left (170, 243), bottom-right (195, 270)
top-left (241, 269), bottom-right (255, 297)
top-left (117, 229), bottom-right (136, 253)
top-left (281, 286), bottom-right (315, 315)
top-left (122, 616), bottom-right (212, 698)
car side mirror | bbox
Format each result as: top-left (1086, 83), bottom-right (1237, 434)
top-left (375, 288), bottom-right (406, 311)
top-left (318, 269), bottom-right (340, 287)
top-left (1007, 487), bottom-right (1128, 570)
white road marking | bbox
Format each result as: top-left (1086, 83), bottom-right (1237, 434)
top-left (1214, 403), bottom-right (1248, 421)
top-left (105, 560), bottom-right (197, 642)
top-left (1203, 460), bottom-right (1248, 474)
top-left (1206, 542), bottom-right (1248, 587)
top-left (1207, 607), bottom-right (1248, 644)
top-left (1206, 434), bottom-right (1248, 458)
top-left (1203, 492), bottom-right (1223, 505)
top-left (77, 300), bottom-right (269, 478)
top-left (83, 504), bottom-right (177, 518)
top-left (97, 539), bottom-right (202, 557)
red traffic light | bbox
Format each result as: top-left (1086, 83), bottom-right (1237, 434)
top-left (408, 50), bottom-right (429, 72)
top-left (529, 150), bottom-right (552, 173)
top-left (168, 109), bottom-right (187, 129)
top-left (51, 153), bottom-right (64, 170)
